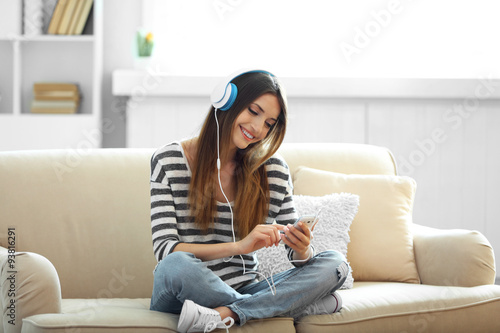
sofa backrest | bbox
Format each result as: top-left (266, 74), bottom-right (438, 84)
top-left (0, 143), bottom-right (396, 299)
top-left (278, 142), bottom-right (397, 178)
top-left (0, 148), bottom-right (156, 299)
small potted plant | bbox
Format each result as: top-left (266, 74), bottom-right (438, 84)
top-left (137, 31), bottom-right (154, 57)
top-left (135, 30), bottom-right (155, 69)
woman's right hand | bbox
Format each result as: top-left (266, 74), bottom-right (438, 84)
top-left (237, 224), bottom-right (285, 254)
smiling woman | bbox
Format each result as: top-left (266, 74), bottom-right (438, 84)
top-left (143, 0), bottom-right (500, 79)
top-left (149, 69), bottom-right (350, 332)
top-left (190, 71), bottom-right (288, 236)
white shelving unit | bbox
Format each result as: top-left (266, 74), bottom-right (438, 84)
top-left (0, 0), bottom-right (102, 151)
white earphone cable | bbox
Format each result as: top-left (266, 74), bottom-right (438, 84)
top-left (214, 108), bottom-right (236, 255)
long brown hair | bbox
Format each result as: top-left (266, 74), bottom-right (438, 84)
top-left (188, 71), bottom-right (288, 238)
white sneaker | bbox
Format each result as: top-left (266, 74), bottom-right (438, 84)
top-left (300, 292), bottom-right (343, 317)
top-left (177, 300), bottom-right (235, 333)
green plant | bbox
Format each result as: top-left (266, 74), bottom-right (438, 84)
top-left (137, 31), bottom-right (154, 57)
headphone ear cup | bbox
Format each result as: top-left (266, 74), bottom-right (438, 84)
top-left (211, 69), bottom-right (274, 111)
top-left (211, 82), bottom-right (236, 111)
top-left (220, 83), bottom-right (237, 111)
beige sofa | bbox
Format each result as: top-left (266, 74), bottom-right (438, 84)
top-left (1, 143), bottom-right (499, 333)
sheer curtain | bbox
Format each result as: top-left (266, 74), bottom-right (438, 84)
top-left (145, 0), bottom-right (499, 78)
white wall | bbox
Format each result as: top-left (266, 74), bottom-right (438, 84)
top-left (101, 0), bottom-right (142, 148)
top-left (146, 0), bottom-right (500, 79)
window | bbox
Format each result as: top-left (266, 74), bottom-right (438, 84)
top-left (146, 0), bottom-right (500, 78)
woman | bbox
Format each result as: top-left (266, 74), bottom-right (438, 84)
top-left (149, 70), bottom-right (349, 332)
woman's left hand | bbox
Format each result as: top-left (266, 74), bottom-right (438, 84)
top-left (280, 221), bottom-right (314, 261)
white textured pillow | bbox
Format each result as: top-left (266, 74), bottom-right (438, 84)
top-left (256, 193), bottom-right (359, 289)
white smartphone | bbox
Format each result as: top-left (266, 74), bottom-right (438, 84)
top-left (279, 209), bottom-right (321, 236)
top-left (291, 214), bottom-right (319, 231)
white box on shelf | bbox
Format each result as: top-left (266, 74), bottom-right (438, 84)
top-left (0, 0), bottom-right (22, 38)
top-left (23, 0), bottom-right (44, 36)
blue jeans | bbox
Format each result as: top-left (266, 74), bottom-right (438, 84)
top-left (150, 250), bottom-right (349, 326)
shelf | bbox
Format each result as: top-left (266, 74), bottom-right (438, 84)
top-left (0, 35), bottom-right (94, 42)
top-left (20, 41), bottom-right (94, 115)
top-left (0, 113), bottom-right (94, 118)
top-left (0, 0), bottom-right (102, 151)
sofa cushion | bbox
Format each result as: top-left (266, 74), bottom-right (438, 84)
top-left (293, 167), bottom-right (420, 284)
top-left (256, 193), bottom-right (359, 289)
top-left (295, 282), bottom-right (500, 333)
top-left (21, 299), bottom-right (295, 333)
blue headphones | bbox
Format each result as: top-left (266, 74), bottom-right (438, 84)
top-left (210, 68), bottom-right (275, 111)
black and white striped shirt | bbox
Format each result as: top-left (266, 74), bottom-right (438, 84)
top-left (150, 142), bottom-right (298, 289)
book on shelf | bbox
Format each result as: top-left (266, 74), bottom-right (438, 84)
top-left (57, 0), bottom-right (79, 34)
top-left (47, 0), bottom-right (94, 35)
top-left (33, 82), bottom-right (79, 92)
top-left (67, 0), bottom-right (85, 34)
top-left (31, 100), bottom-right (79, 114)
top-left (73, 0), bottom-right (94, 34)
top-left (31, 82), bottom-right (81, 114)
top-left (34, 90), bottom-right (80, 101)
top-left (47, 0), bottom-right (68, 34)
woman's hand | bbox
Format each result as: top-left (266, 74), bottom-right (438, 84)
top-left (280, 221), bottom-right (315, 261)
top-left (237, 224), bottom-right (284, 254)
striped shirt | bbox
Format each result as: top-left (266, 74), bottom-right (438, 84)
top-left (150, 141), bottom-right (298, 289)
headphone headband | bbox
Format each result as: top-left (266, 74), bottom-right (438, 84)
top-left (210, 68), bottom-right (275, 111)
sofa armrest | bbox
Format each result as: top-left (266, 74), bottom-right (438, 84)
top-left (1, 248), bottom-right (62, 333)
top-left (412, 224), bottom-right (496, 287)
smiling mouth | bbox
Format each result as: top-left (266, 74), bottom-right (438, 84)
top-left (240, 126), bottom-right (255, 141)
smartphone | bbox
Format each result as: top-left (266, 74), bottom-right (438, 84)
top-left (279, 213), bottom-right (320, 236)
top-left (292, 215), bottom-right (319, 231)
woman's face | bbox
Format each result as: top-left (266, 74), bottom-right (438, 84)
top-left (231, 93), bottom-right (281, 150)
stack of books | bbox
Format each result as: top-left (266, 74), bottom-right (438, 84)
top-left (31, 83), bottom-right (80, 114)
top-left (47, 0), bottom-right (94, 35)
